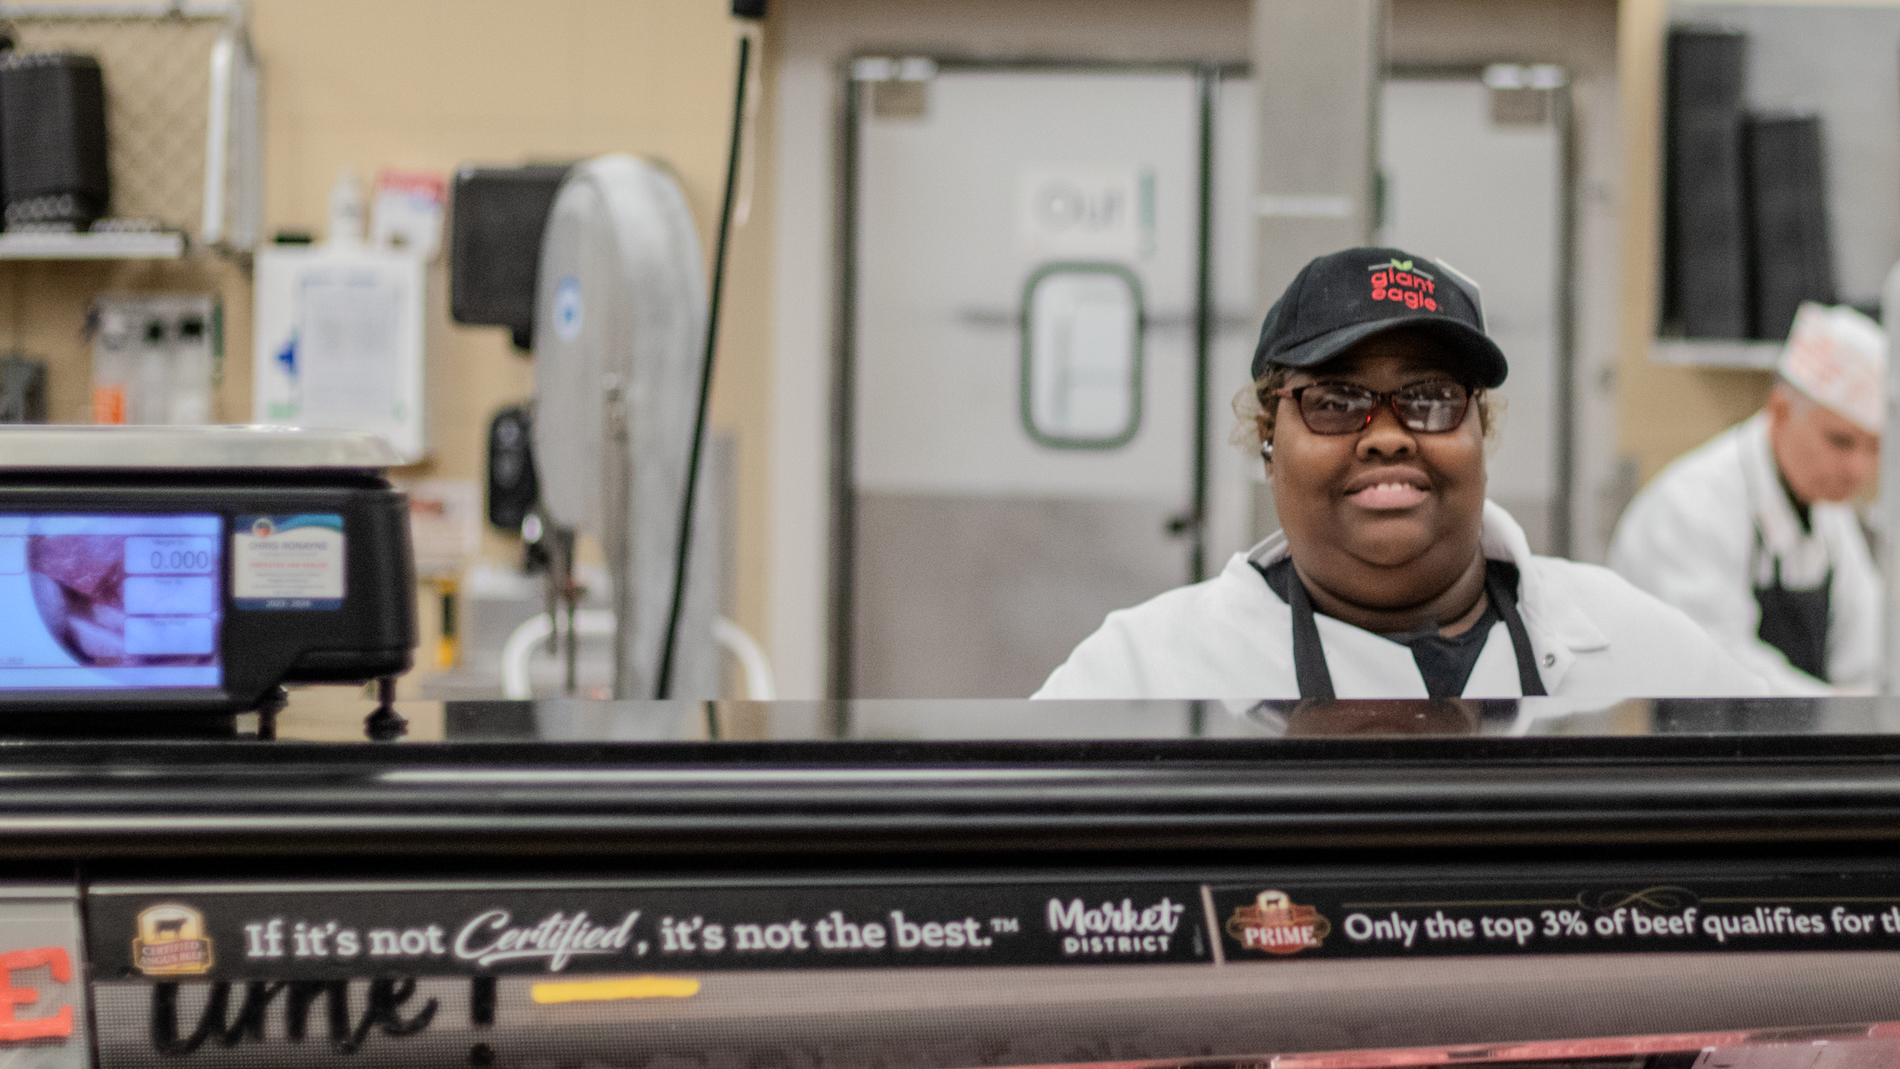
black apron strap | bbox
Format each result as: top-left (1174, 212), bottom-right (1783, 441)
top-left (1485, 563), bottom-right (1547, 697)
top-left (1283, 558), bottom-right (1545, 698)
top-left (1284, 568), bottom-right (1336, 700)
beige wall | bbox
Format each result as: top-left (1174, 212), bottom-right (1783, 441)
top-left (0, 257), bottom-right (251, 426)
top-left (254, 0), bottom-right (776, 677)
top-left (0, 8), bottom-right (252, 426)
top-left (0, 0), bottom-right (777, 690)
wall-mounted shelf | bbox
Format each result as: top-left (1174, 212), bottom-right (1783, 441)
top-left (1651, 338), bottom-right (1781, 370)
top-left (0, 231), bottom-right (184, 260)
top-left (0, 3), bottom-right (262, 254)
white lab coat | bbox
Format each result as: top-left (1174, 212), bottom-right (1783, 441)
top-left (1034, 501), bottom-right (1765, 700)
top-left (1607, 413), bottom-right (1879, 696)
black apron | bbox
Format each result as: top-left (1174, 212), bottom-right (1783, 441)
top-left (1286, 562), bottom-right (1548, 700)
top-left (1750, 524), bottom-right (1832, 681)
top-left (1653, 446), bottom-right (1829, 734)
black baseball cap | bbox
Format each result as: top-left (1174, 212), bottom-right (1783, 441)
top-left (1250, 247), bottom-right (1508, 388)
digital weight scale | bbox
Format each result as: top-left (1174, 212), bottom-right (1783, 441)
top-left (0, 426), bottom-right (415, 718)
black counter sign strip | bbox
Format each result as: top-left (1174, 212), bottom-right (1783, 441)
top-left (84, 880), bottom-right (1208, 1068)
top-left (86, 881), bottom-right (1209, 981)
top-left (1208, 876), bottom-right (1900, 960)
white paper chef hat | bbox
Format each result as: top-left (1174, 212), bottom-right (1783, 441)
top-left (1778, 302), bottom-right (1888, 434)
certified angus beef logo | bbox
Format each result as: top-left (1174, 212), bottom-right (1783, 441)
top-left (1368, 258), bottom-right (1438, 311)
top-left (132, 904), bottom-right (215, 976)
top-left (1226, 890), bottom-right (1330, 955)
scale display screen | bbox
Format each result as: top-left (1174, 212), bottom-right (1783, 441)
top-left (0, 515), bottom-right (222, 690)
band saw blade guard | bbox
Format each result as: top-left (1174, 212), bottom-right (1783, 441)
top-left (531, 155), bottom-right (719, 699)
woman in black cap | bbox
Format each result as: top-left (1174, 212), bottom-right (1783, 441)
top-left (1034, 248), bottom-right (1765, 700)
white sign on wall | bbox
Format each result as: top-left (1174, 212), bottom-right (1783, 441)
top-left (253, 245), bottom-right (428, 462)
top-left (1016, 167), bottom-right (1153, 260)
top-left (399, 478), bottom-right (482, 578)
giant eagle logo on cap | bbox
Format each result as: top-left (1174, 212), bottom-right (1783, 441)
top-left (1369, 258), bottom-right (1439, 311)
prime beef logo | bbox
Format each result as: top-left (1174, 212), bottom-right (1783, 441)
top-left (133, 904), bottom-right (215, 976)
top-left (1225, 890), bottom-right (1330, 955)
top-left (1368, 259), bottom-right (1438, 311)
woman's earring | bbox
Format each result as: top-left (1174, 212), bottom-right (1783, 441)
top-left (1260, 440), bottom-right (1273, 460)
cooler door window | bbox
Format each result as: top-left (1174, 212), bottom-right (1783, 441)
top-left (1021, 264), bottom-right (1144, 448)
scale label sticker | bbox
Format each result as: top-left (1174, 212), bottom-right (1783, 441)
top-left (232, 515), bottom-right (344, 610)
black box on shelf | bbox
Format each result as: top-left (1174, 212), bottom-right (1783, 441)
top-left (1745, 114), bottom-right (1836, 341)
top-left (1663, 27), bottom-right (1751, 339)
top-left (0, 53), bottom-right (109, 231)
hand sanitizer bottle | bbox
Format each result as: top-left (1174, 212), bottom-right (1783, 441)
top-left (90, 304), bottom-right (133, 424)
top-left (169, 308), bottom-right (214, 424)
top-left (135, 313), bottom-right (171, 425)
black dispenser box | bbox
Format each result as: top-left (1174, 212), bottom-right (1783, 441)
top-left (448, 164), bottom-right (572, 349)
top-left (0, 52), bottom-right (109, 230)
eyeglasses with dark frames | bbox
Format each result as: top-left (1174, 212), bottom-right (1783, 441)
top-left (1269, 381), bottom-right (1473, 436)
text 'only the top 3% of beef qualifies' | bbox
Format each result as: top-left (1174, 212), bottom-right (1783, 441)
top-left (1299, 883), bottom-right (1900, 960)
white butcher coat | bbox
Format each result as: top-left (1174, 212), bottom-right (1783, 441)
top-left (1608, 413), bottom-right (1879, 695)
top-left (1034, 501), bottom-right (1765, 700)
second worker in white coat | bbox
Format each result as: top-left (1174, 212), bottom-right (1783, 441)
top-left (1609, 303), bottom-right (1884, 696)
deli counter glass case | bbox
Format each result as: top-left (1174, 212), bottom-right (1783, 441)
top-left (0, 696), bottom-right (1897, 1069)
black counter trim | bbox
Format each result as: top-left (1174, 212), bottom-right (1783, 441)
top-left (0, 736), bottom-right (1882, 857)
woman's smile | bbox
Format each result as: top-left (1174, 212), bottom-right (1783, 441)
top-left (1344, 467), bottom-right (1432, 510)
